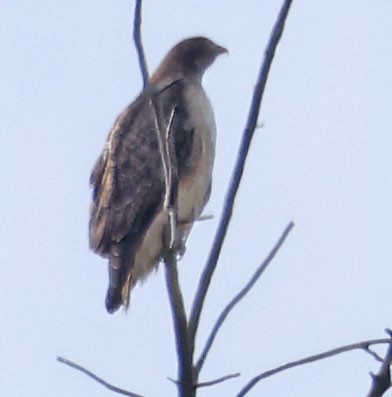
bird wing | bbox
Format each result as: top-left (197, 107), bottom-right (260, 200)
top-left (89, 79), bottom-right (193, 263)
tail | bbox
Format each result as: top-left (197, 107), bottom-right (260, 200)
top-left (105, 235), bottom-right (137, 314)
top-left (105, 263), bottom-right (123, 314)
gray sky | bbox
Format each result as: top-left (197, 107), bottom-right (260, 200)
top-left (1, 1), bottom-right (392, 396)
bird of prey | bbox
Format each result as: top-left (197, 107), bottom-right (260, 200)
top-left (89, 37), bottom-right (226, 313)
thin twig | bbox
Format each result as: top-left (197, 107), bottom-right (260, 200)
top-left (188, 0), bottom-right (294, 352)
top-left (196, 222), bottom-right (294, 373)
top-left (235, 338), bottom-right (391, 397)
top-left (168, 373), bottom-right (240, 389)
top-left (150, 101), bottom-right (178, 249)
top-left (133, 0), bottom-right (149, 87)
top-left (196, 214), bottom-right (213, 222)
top-left (196, 372), bottom-right (240, 388)
top-left (162, 108), bottom-right (177, 208)
top-left (164, 108), bottom-right (178, 248)
top-left (367, 330), bottom-right (392, 397)
top-left (366, 347), bottom-right (385, 363)
top-left (57, 357), bottom-right (144, 397)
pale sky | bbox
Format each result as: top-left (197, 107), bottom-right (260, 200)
top-left (1, 1), bottom-right (392, 396)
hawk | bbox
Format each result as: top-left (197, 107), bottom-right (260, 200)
top-left (89, 37), bottom-right (226, 313)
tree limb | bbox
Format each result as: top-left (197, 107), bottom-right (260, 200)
top-left (164, 253), bottom-right (195, 397)
top-left (196, 222), bottom-right (294, 372)
top-left (133, 0), bottom-right (149, 87)
top-left (196, 372), bottom-right (240, 388)
top-left (188, 0), bottom-right (294, 352)
top-left (365, 347), bottom-right (385, 364)
top-left (151, 97), bottom-right (193, 395)
top-left (367, 330), bottom-right (392, 397)
top-left (235, 338), bottom-right (391, 397)
top-left (57, 357), bottom-right (144, 397)
top-left (168, 372), bottom-right (240, 389)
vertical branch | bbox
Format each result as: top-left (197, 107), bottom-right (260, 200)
top-left (132, 3), bottom-right (192, 389)
top-left (164, 108), bottom-right (178, 248)
top-left (133, 0), bottom-right (149, 87)
top-left (150, 98), bottom-right (194, 396)
top-left (164, 253), bottom-right (195, 397)
top-left (188, 0), bottom-right (294, 352)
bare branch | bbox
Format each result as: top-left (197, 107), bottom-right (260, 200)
top-left (168, 373), bottom-right (240, 389)
top-left (367, 330), bottom-right (392, 397)
top-left (196, 214), bottom-right (214, 222)
top-left (57, 357), bottom-right (144, 397)
top-left (188, 0), bottom-right (294, 351)
top-left (164, 253), bottom-right (195, 397)
top-left (151, 97), bottom-right (193, 395)
top-left (366, 347), bottom-right (385, 363)
top-left (164, 108), bottom-right (178, 248)
top-left (235, 338), bottom-right (391, 397)
top-left (196, 222), bottom-right (294, 372)
top-left (133, 0), bottom-right (149, 87)
top-left (151, 100), bottom-right (178, 248)
top-left (196, 372), bottom-right (240, 388)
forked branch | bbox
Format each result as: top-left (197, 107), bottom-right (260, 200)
top-left (235, 338), bottom-right (391, 396)
top-left (367, 329), bottom-right (392, 397)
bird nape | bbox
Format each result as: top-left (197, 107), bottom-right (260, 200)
top-left (89, 37), bottom-right (227, 313)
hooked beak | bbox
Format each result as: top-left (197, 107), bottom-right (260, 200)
top-left (215, 44), bottom-right (228, 55)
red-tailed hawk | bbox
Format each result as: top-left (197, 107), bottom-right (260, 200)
top-left (89, 37), bottom-right (226, 313)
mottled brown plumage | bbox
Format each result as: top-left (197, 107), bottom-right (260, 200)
top-left (89, 37), bottom-right (226, 313)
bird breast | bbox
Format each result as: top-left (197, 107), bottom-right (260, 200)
top-left (177, 83), bottom-right (216, 224)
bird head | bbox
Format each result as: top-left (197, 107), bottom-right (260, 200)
top-left (150, 37), bottom-right (227, 84)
